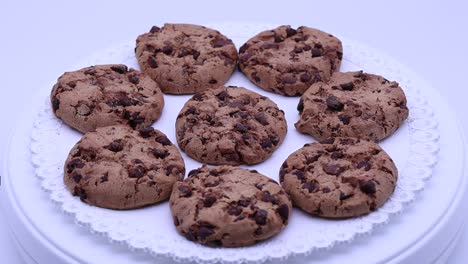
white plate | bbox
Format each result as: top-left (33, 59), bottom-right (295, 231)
top-left (29, 24), bottom-right (439, 263)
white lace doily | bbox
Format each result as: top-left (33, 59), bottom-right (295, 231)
top-left (30, 23), bottom-right (439, 263)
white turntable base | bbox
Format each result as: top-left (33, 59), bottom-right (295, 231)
top-left (1, 68), bottom-right (467, 264)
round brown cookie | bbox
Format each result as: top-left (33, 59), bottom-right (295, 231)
top-left (280, 137), bottom-right (397, 218)
top-left (176, 86), bottom-right (287, 165)
top-left (51, 64), bottom-right (164, 133)
top-left (170, 165), bottom-right (292, 247)
top-left (295, 71), bottom-right (409, 142)
top-left (135, 23), bottom-right (238, 94)
top-left (64, 125), bottom-right (185, 210)
top-left (238, 25), bottom-right (343, 96)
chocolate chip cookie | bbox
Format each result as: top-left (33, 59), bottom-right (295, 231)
top-left (170, 165), bottom-right (291, 247)
top-left (176, 86), bottom-right (287, 165)
top-left (238, 25), bottom-right (343, 96)
top-left (135, 23), bottom-right (238, 94)
top-left (64, 125), bottom-right (185, 210)
top-left (280, 137), bottom-right (397, 218)
top-left (295, 71), bottom-right (409, 142)
top-left (51, 64), bottom-right (164, 133)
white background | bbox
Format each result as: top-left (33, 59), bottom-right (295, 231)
top-left (0, 0), bottom-right (467, 263)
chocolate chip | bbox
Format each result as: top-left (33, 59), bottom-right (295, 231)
top-left (260, 138), bottom-right (273, 149)
top-left (292, 170), bottom-right (305, 181)
top-left (357, 160), bottom-right (371, 171)
top-left (238, 200), bottom-right (250, 207)
top-left (276, 204), bottom-right (289, 223)
top-left (239, 43), bottom-right (250, 53)
top-left (281, 75), bottom-right (297, 84)
top-left (321, 138), bottom-right (335, 144)
top-left (128, 74), bottom-right (140, 84)
top-left (234, 123), bottom-right (249, 133)
top-left (162, 45), bottom-right (173, 55)
top-left (149, 26), bottom-right (160, 33)
top-left (311, 48), bottom-right (322, 57)
top-left (100, 174), bottom-right (109, 183)
top-left (67, 159), bottom-right (85, 173)
top-left (192, 50), bottom-right (200, 60)
top-left (165, 165), bottom-right (179, 176)
top-left (52, 97), bottom-right (60, 112)
top-left (173, 217), bottom-right (180, 226)
top-left (138, 127), bottom-right (154, 138)
top-left (372, 149), bottom-right (381, 155)
top-left (188, 168), bottom-right (201, 177)
top-left (306, 155), bottom-right (320, 163)
top-left (340, 192), bottom-right (354, 200)
top-left (155, 135), bottom-right (171, 146)
top-left (212, 39), bottom-right (227, 48)
top-left (323, 164), bottom-right (344, 176)
top-left (209, 79), bottom-right (218, 84)
top-left (84, 68), bottom-right (97, 75)
top-left (261, 192), bottom-right (278, 204)
top-left (322, 187), bottom-right (331, 193)
top-left (262, 43), bottom-right (279, 49)
top-left (254, 228), bottom-right (263, 236)
top-left (110, 65), bottom-right (128, 74)
top-left (338, 115), bottom-right (351, 125)
top-left (147, 57), bottom-right (158, 68)
top-left (132, 159), bottom-right (143, 164)
top-left (354, 71), bottom-right (368, 80)
top-left (340, 82), bottom-right (354, 91)
top-left (209, 170), bottom-right (221, 176)
top-left (192, 93), bottom-right (203, 101)
top-left (72, 172), bottom-right (82, 183)
top-left (254, 112), bottom-right (269, 125)
top-left (184, 106), bottom-right (197, 116)
top-left (326, 96), bottom-right (344, 111)
top-left (105, 140), bottom-right (124, 152)
top-left (330, 151), bottom-right (344, 160)
top-left (286, 27), bottom-right (297, 37)
top-left (274, 34), bottom-right (283, 43)
top-left (128, 166), bottom-right (146, 178)
top-left (302, 182), bottom-right (316, 193)
top-left (251, 72), bottom-right (261, 83)
top-left (73, 186), bottom-right (87, 201)
top-left (249, 169), bottom-right (258, 173)
top-left (228, 205), bottom-right (242, 216)
top-left (178, 185), bottom-right (192, 197)
top-left (293, 46), bottom-right (303, 53)
top-left (152, 149), bottom-right (169, 159)
top-left (216, 90), bottom-right (229, 101)
top-left (269, 135), bottom-right (279, 146)
top-left (300, 73), bottom-right (311, 82)
top-left (297, 98), bottom-right (304, 113)
top-left (360, 180), bottom-right (376, 194)
top-left (198, 225), bottom-right (215, 240)
top-left (123, 111), bottom-right (145, 129)
top-left (203, 195), bottom-right (217, 207)
top-left (254, 210), bottom-right (268, 225)
top-left (340, 138), bottom-right (356, 145)
top-left (204, 181), bottom-right (219, 187)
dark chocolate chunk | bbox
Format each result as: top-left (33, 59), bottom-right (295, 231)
top-left (338, 114), bottom-right (351, 125)
top-left (52, 97), bottom-right (60, 112)
top-left (238, 199), bottom-right (250, 207)
top-left (357, 160), bottom-right (371, 171)
top-left (340, 192), bottom-right (354, 200)
top-left (110, 65), bottom-right (128, 74)
top-left (276, 204), bottom-right (289, 223)
top-left (72, 172), bottom-right (82, 183)
top-left (311, 48), bottom-right (322, 57)
top-left (147, 57), bottom-right (158, 68)
top-left (67, 158), bottom-right (85, 173)
top-left (149, 26), bottom-right (160, 33)
top-left (188, 168), bottom-right (201, 177)
top-left (203, 195), bottom-right (217, 207)
top-left (340, 82), bottom-right (354, 91)
top-left (105, 140), bottom-right (124, 152)
top-left (227, 205), bottom-right (242, 216)
top-left (128, 166), bottom-right (146, 178)
top-left (281, 75), bottom-right (297, 84)
top-left (261, 192), bottom-right (278, 204)
top-left (152, 149), bottom-right (169, 159)
top-left (234, 123), bottom-right (249, 133)
top-left (300, 73), bottom-right (311, 82)
top-left (155, 135), bottom-right (171, 146)
top-left (359, 180), bottom-right (376, 194)
top-left (323, 164), bottom-right (344, 176)
top-left (178, 185), bottom-right (192, 197)
top-left (138, 127), bottom-right (154, 138)
top-left (302, 182), bottom-right (316, 193)
top-left (286, 27), bottom-right (297, 37)
top-left (127, 74), bottom-right (140, 84)
top-left (326, 96), bottom-right (344, 111)
top-left (254, 112), bottom-right (269, 125)
top-left (254, 209), bottom-right (268, 225)
top-left (297, 98), bottom-right (304, 113)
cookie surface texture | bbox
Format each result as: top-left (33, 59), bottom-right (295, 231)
top-left (51, 64), bottom-right (164, 133)
top-left (170, 165), bottom-right (292, 247)
top-left (64, 125), bottom-right (185, 209)
top-left (135, 23), bottom-right (238, 94)
top-left (238, 25), bottom-right (343, 96)
top-left (295, 71), bottom-right (409, 141)
top-left (280, 137), bottom-right (397, 218)
top-left (176, 86), bottom-right (287, 165)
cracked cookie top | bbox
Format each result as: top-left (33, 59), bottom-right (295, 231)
top-left (175, 86), bottom-right (287, 165)
top-left (238, 25), bottom-right (343, 96)
top-left (280, 137), bottom-right (397, 218)
top-left (295, 71), bottom-right (409, 142)
top-left (63, 125), bottom-right (185, 210)
top-left (170, 165), bottom-right (292, 247)
top-left (135, 23), bottom-right (238, 94)
top-left (50, 64), bottom-right (164, 133)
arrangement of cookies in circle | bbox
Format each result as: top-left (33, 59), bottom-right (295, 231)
top-left (49, 23), bottom-right (408, 248)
